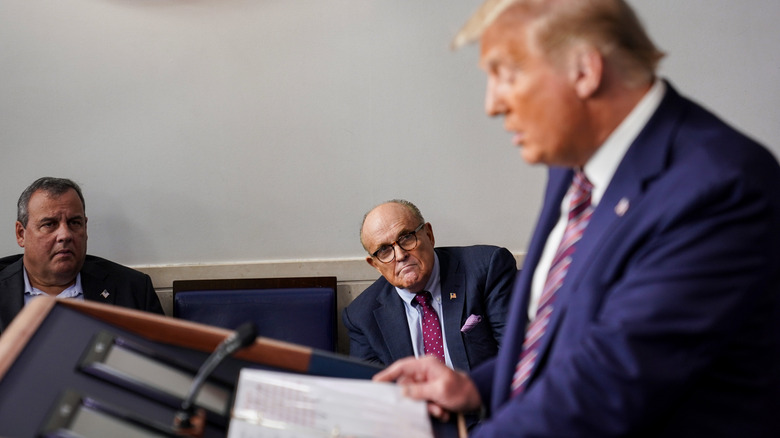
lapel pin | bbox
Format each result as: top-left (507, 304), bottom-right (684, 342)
top-left (615, 197), bottom-right (630, 217)
top-left (449, 293), bottom-right (457, 300)
top-left (101, 289), bottom-right (110, 299)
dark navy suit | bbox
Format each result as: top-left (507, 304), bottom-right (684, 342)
top-left (470, 82), bottom-right (780, 437)
top-left (343, 246), bottom-right (517, 371)
top-left (0, 254), bottom-right (164, 335)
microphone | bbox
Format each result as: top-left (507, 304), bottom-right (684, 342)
top-left (174, 322), bottom-right (258, 433)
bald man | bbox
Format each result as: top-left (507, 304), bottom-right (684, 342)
top-left (342, 199), bottom-right (517, 371)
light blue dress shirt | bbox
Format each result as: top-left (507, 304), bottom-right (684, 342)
top-left (23, 268), bottom-right (84, 305)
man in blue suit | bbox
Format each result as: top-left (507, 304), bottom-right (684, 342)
top-left (343, 199), bottom-right (517, 371)
top-left (375, 1), bottom-right (780, 436)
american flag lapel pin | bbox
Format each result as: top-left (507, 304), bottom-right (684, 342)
top-left (449, 293), bottom-right (457, 300)
top-left (615, 197), bottom-right (630, 217)
top-left (101, 289), bottom-right (110, 299)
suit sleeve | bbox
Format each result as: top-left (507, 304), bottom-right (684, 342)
top-left (470, 357), bottom-right (498, 416)
top-left (474, 164), bottom-right (780, 436)
top-left (482, 247), bottom-right (518, 345)
top-left (342, 306), bottom-right (385, 366)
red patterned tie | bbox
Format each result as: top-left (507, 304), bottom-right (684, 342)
top-left (414, 291), bottom-right (445, 363)
top-left (511, 171), bottom-right (594, 396)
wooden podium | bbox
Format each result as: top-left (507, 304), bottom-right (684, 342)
top-left (0, 297), bottom-right (384, 437)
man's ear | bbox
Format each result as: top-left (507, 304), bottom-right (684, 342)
top-left (425, 222), bottom-right (435, 247)
top-left (15, 221), bottom-right (25, 248)
top-left (366, 256), bottom-right (378, 270)
top-left (569, 44), bottom-right (603, 98)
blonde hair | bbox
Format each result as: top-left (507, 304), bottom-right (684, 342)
top-left (454, 0), bottom-right (664, 86)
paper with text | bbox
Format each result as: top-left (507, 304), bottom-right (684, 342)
top-left (228, 368), bottom-right (433, 438)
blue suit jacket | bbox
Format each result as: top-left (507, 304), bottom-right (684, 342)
top-left (471, 82), bottom-right (780, 437)
top-left (343, 246), bottom-right (517, 371)
top-left (0, 254), bottom-right (164, 335)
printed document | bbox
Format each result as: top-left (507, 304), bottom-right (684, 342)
top-left (228, 368), bottom-right (433, 438)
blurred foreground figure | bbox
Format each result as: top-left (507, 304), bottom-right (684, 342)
top-left (375, 1), bottom-right (780, 436)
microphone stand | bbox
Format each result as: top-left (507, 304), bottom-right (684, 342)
top-left (173, 322), bottom-right (258, 437)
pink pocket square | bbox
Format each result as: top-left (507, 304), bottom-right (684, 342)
top-left (460, 314), bottom-right (483, 333)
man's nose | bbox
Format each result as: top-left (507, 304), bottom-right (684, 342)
top-left (485, 78), bottom-right (507, 117)
top-left (55, 223), bottom-right (73, 241)
top-left (393, 243), bottom-right (410, 261)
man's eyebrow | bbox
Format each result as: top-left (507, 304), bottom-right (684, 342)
top-left (480, 46), bottom-right (507, 69)
top-left (36, 214), bottom-right (85, 224)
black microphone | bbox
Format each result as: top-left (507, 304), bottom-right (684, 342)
top-left (174, 322), bottom-right (258, 432)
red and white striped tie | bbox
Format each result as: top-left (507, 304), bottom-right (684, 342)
top-left (511, 171), bottom-right (594, 396)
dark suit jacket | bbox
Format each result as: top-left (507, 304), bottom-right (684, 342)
top-left (0, 254), bottom-right (164, 335)
top-left (470, 82), bottom-right (780, 437)
top-left (343, 245), bottom-right (517, 371)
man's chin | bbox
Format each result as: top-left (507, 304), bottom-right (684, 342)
top-left (521, 147), bottom-right (544, 165)
top-left (396, 276), bottom-right (425, 292)
top-left (49, 262), bottom-right (81, 279)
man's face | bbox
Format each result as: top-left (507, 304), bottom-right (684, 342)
top-left (479, 13), bottom-right (591, 167)
top-left (16, 188), bottom-right (88, 289)
top-left (362, 203), bottom-right (435, 293)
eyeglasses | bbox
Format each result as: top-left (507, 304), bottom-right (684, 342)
top-left (371, 223), bottom-right (425, 263)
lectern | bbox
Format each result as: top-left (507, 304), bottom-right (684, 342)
top-left (0, 297), bottom-right (383, 437)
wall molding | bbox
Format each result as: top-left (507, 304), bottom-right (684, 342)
top-left (133, 252), bottom-right (525, 292)
top-left (134, 257), bottom-right (380, 291)
top-left (134, 252), bottom-right (525, 354)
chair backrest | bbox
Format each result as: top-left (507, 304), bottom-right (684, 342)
top-left (172, 277), bottom-right (337, 352)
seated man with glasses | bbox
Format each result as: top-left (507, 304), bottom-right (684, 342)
top-left (342, 199), bottom-right (517, 371)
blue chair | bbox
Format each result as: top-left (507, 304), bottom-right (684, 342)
top-left (172, 277), bottom-right (337, 352)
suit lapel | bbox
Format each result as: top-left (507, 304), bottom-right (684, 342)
top-left (438, 250), bottom-right (469, 370)
top-left (374, 285), bottom-right (415, 361)
top-left (80, 259), bottom-right (117, 306)
top-left (492, 168), bottom-right (573, 406)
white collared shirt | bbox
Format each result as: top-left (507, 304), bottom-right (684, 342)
top-left (23, 268), bottom-right (84, 305)
top-left (395, 253), bottom-right (454, 369)
top-left (527, 80), bottom-right (666, 320)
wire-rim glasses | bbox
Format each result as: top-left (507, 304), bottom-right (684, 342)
top-left (371, 223), bottom-right (425, 263)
